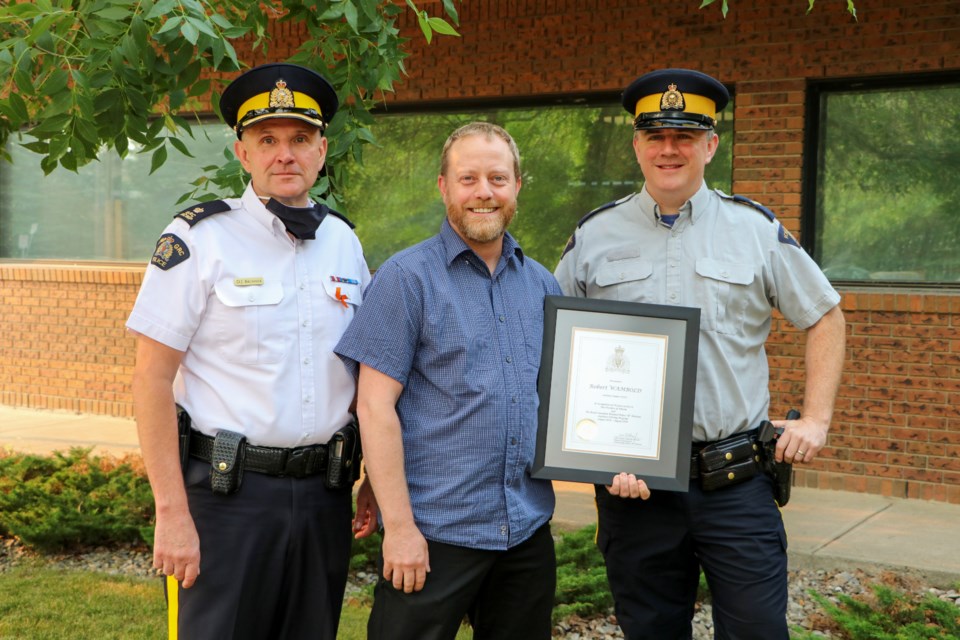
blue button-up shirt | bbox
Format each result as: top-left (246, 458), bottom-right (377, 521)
top-left (336, 219), bottom-right (560, 550)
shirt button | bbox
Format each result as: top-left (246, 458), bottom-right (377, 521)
top-left (499, 315), bottom-right (505, 322)
top-left (619, 273), bottom-right (625, 281)
top-left (512, 396), bottom-right (518, 404)
top-left (299, 284), bottom-right (306, 290)
top-left (248, 294), bottom-right (255, 302)
top-left (505, 355), bottom-right (512, 363)
top-left (500, 526), bottom-right (507, 534)
top-left (304, 397), bottom-right (311, 404)
top-left (670, 293), bottom-right (678, 301)
top-left (302, 320), bottom-right (309, 327)
top-left (510, 437), bottom-right (517, 445)
top-left (303, 358), bottom-right (310, 365)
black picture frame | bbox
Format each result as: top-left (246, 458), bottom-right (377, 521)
top-left (532, 295), bottom-right (700, 491)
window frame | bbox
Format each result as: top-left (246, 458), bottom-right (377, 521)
top-left (802, 71), bottom-right (960, 290)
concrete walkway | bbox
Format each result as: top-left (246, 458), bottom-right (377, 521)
top-left (3, 405), bottom-right (959, 587)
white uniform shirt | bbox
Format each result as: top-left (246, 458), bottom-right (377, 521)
top-left (555, 182), bottom-right (840, 442)
top-left (127, 184), bottom-right (370, 447)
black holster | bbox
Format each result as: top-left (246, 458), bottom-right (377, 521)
top-left (325, 420), bottom-right (361, 490)
top-left (759, 419), bottom-right (793, 507)
top-left (176, 405), bottom-right (192, 472)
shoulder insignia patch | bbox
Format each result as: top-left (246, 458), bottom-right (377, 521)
top-left (326, 207), bottom-right (355, 229)
top-left (151, 234), bottom-right (190, 270)
top-left (560, 233), bottom-right (576, 259)
top-left (577, 193), bottom-right (636, 228)
top-left (778, 223), bottom-right (801, 248)
top-left (174, 200), bottom-right (232, 226)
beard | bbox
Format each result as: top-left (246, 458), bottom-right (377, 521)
top-left (446, 199), bottom-right (517, 244)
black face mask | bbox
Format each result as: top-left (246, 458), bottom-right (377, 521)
top-left (264, 198), bottom-right (327, 240)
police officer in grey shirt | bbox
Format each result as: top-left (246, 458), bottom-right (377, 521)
top-left (554, 68), bottom-right (846, 640)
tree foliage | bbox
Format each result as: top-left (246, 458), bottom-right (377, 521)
top-left (0, 0), bottom-right (459, 207)
top-left (700, 0), bottom-right (857, 19)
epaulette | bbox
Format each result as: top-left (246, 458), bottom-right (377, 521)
top-left (577, 193), bottom-right (636, 228)
top-left (717, 190), bottom-right (801, 248)
top-left (716, 190), bottom-right (776, 222)
top-left (174, 200), bottom-right (232, 226)
top-left (326, 207), bottom-right (355, 230)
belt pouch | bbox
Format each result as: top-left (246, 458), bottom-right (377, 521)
top-left (700, 458), bottom-right (760, 491)
top-left (698, 434), bottom-right (759, 473)
top-left (210, 430), bottom-right (246, 495)
top-left (325, 422), bottom-right (360, 490)
top-left (697, 433), bottom-right (761, 491)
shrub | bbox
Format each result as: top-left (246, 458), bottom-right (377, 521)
top-left (0, 449), bottom-right (154, 552)
top-left (553, 524), bottom-right (613, 621)
top-left (803, 585), bottom-right (960, 640)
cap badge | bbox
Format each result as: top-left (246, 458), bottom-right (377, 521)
top-left (660, 83), bottom-right (685, 111)
top-left (269, 79), bottom-right (295, 109)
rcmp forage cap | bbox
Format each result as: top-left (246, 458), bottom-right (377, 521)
top-left (219, 62), bottom-right (339, 138)
top-left (622, 68), bottom-right (729, 130)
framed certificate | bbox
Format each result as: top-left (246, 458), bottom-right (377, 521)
top-left (532, 295), bottom-right (700, 491)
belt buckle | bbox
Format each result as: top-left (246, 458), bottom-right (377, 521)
top-left (284, 447), bottom-right (310, 478)
top-left (283, 446), bottom-right (325, 478)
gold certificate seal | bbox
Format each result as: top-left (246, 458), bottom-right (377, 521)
top-left (576, 418), bottom-right (598, 441)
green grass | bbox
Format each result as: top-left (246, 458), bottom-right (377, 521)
top-left (0, 564), bottom-right (473, 640)
top-left (0, 563), bottom-right (165, 640)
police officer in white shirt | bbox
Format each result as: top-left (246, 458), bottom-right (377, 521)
top-left (127, 62), bottom-right (377, 640)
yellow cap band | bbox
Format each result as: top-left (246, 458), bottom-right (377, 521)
top-left (236, 90), bottom-right (322, 125)
top-left (635, 92), bottom-right (716, 121)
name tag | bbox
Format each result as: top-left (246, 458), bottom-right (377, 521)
top-left (233, 277), bottom-right (264, 287)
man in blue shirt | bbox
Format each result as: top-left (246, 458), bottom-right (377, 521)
top-left (336, 122), bottom-right (561, 640)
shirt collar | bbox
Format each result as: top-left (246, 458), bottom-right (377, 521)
top-left (439, 218), bottom-right (524, 267)
top-left (638, 181), bottom-right (712, 225)
top-left (240, 183), bottom-right (307, 238)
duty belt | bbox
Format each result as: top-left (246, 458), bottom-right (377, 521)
top-left (189, 430), bottom-right (328, 478)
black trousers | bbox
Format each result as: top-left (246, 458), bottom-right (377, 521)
top-left (596, 473), bottom-right (789, 640)
top-left (367, 523), bottom-right (556, 640)
top-left (167, 458), bottom-right (353, 640)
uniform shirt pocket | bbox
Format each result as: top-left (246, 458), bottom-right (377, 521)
top-left (694, 258), bottom-right (754, 335)
top-left (593, 257), bottom-right (655, 302)
top-left (321, 278), bottom-right (362, 308)
top-left (212, 278), bottom-right (288, 364)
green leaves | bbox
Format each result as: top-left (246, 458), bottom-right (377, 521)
top-left (406, 0), bottom-right (460, 44)
top-left (700, 0), bottom-right (858, 18)
top-left (0, 0), bottom-right (462, 201)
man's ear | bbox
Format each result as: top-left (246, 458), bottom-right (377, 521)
top-left (234, 138), bottom-right (249, 172)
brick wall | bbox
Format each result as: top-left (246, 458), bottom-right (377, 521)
top-left (2, 0), bottom-right (959, 502)
top-left (0, 265), bottom-right (142, 417)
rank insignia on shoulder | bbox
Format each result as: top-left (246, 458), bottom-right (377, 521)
top-left (719, 192), bottom-right (776, 222)
top-left (778, 223), bottom-right (801, 248)
top-left (151, 234), bottom-right (190, 270)
top-left (577, 193), bottom-right (636, 228)
top-left (560, 233), bottom-right (576, 259)
top-left (175, 200), bottom-right (232, 226)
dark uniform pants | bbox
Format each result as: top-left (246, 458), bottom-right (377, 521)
top-left (166, 458), bottom-right (353, 640)
top-left (596, 473), bottom-right (788, 640)
top-left (367, 523), bottom-right (556, 640)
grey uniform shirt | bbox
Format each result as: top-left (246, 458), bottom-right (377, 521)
top-left (554, 182), bottom-right (840, 442)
